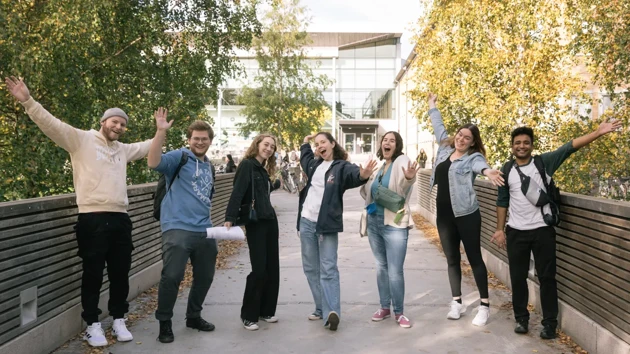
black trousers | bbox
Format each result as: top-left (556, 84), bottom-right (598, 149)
top-left (506, 225), bottom-right (558, 328)
top-left (241, 218), bottom-right (280, 322)
top-left (436, 206), bottom-right (489, 299)
top-left (75, 212), bottom-right (134, 325)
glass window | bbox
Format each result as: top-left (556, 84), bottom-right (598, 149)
top-left (376, 70), bottom-right (396, 88)
top-left (338, 58), bottom-right (354, 69)
top-left (339, 48), bottom-right (355, 58)
top-left (355, 69), bottom-right (376, 88)
top-left (355, 43), bottom-right (376, 58)
top-left (376, 58), bottom-right (396, 69)
top-left (355, 58), bottom-right (375, 69)
top-left (337, 70), bottom-right (355, 89)
top-left (316, 59), bottom-right (333, 68)
top-left (375, 39), bottom-right (397, 58)
top-left (344, 134), bottom-right (355, 153)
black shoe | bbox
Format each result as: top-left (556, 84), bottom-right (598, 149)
top-left (514, 320), bottom-right (529, 334)
top-left (327, 311), bottom-right (340, 331)
top-left (158, 320), bottom-right (174, 343)
top-left (186, 317), bottom-right (216, 332)
top-left (540, 325), bottom-right (556, 339)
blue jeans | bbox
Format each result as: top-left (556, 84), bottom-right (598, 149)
top-left (367, 214), bottom-right (409, 314)
top-left (299, 217), bottom-right (340, 324)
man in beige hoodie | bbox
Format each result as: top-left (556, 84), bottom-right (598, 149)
top-left (5, 77), bottom-right (154, 347)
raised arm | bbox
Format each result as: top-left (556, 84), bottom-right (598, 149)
top-left (572, 119), bottom-right (622, 150)
top-left (428, 93), bottom-right (449, 144)
top-left (5, 76), bottom-right (84, 153)
top-left (300, 135), bottom-right (316, 170)
top-left (147, 108), bottom-right (173, 168)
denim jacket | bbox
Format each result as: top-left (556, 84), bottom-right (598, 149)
top-left (429, 108), bottom-right (490, 217)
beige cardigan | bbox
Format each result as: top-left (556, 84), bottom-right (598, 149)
top-left (360, 155), bottom-right (416, 228)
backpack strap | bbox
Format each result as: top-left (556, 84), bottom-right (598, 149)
top-left (501, 159), bottom-right (515, 189)
top-left (533, 155), bottom-right (549, 193)
top-left (167, 151), bottom-right (189, 191)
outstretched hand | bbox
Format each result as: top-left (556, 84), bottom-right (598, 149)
top-left (154, 107), bottom-right (173, 131)
top-left (402, 160), bottom-right (419, 180)
top-left (360, 159), bottom-right (378, 180)
top-left (597, 119), bottom-right (623, 137)
top-left (483, 169), bottom-right (505, 186)
top-left (4, 76), bottom-right (30, 102)
top-left (428, 92), bottom-right (438, 109)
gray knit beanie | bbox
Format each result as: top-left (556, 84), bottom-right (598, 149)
top-left (101, 108), bottom-right (129, 123)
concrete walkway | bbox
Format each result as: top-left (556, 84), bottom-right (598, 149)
top-left (104, 187), bottom-right (571, 354)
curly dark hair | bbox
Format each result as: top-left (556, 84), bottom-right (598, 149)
top-left (376, 131), bottom-right (404, 161)
top-left (315, 132), bottom-right (348, 161)
top-left (510, 126), bottom-right (534, 145)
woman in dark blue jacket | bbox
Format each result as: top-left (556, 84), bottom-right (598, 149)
top-left (297, 132), bottom-right (376, 331)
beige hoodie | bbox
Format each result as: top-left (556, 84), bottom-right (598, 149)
top-left (21, 97), bottom-right (152, 213)
top-left (360, 155), bottom-right (417, 228)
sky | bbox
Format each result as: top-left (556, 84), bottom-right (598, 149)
top-left (301, 0), bottom-right (425, 59)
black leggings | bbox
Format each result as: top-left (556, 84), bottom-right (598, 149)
top-left (436, 206), bottom-right (489, 299)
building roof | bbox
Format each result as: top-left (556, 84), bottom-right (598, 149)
top-left (308, 32), bottom-right (402, 47)
top-left (395, 43), bottom-right (417, 83)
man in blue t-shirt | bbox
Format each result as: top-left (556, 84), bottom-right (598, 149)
top-left (147, 108), bottom-right (218, 343)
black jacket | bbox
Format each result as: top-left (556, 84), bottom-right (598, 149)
top-left (225, 160), bottom-right (236, 173)
top-left (297, 143), bottom-right (367, 233)
top-left (225, 158), bottom-right (280, 222)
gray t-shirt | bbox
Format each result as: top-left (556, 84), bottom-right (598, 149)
top-left (497, 141), bottom-right (577, 231)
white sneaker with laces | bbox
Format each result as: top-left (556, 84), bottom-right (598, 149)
top-left (112, 318), bottom-right (133, 341)
top-left (83, 322), bottom-right (108, 347)
top-left (447, 300), bottom-right (464, 320)
top-left (472, 305), bottom-right (490, 326)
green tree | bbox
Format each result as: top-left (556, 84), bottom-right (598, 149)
top-left (409, 0), bottom-right (588, 168)
top-left (0, 0), bottom-right (260, 201)
top-left (237, 0), bottom-right (331, 150)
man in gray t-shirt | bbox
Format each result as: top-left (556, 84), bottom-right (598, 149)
top-left (492, 121), bottom-right (621, 340)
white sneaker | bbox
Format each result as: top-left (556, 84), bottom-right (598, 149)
top-left (83, 322), bottom-right (108, 347)
top-left (472, 305), bottom-right (490, 326)
top-left (243, 319), bottom-right (259, 331)
top-left (447, 301), bottom-right (464, 320)
top-left (260, 315), bottom-right (279, 323)
top-left (308, 312), bottom-right (323, 321)
top-left (112, 318), bottom-right (133, 341)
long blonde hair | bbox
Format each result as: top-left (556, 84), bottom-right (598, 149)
top-left (243, 134), bottom-right (278, 177)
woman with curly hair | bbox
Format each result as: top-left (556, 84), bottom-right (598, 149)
top-left (224, 134), bottom-right (282, 331)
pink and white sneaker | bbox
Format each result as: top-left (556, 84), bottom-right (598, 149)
top-left (396, 314), bottom-right (412, 328)
top-left (371, 308), bottom-right (391, 321)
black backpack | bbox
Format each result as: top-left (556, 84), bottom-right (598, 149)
top-left (153, 152), bottom-right (189, 220)
top-left (501, 155), bottom-right (561, 226)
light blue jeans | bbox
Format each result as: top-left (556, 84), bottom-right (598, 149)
top-left (367, 214), bottom-right (409, 314)
top-left (299, 217), bottom-right (340, 324)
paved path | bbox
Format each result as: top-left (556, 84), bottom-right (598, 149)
top-left (100, 187), bottom-right (571, 354)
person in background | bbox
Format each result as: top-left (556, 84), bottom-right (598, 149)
top-left (225, 154), bottom-right (236, 173)
top-left (416, 148), bottom-right (427, 169)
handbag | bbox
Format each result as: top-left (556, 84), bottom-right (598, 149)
top-left (234, 170), bottom-right (258, 226)
top-left (373, 163), bottom-right (406, 223)
top-left (359, 210), bottom-right (368, 237)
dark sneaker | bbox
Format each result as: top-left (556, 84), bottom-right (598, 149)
top-left (514, 320), bottom-right (529, 334)
top-left (186, 317), bottom-right (215, 332)
top-left (242, 318), bottom-right (259, 331)
top-left (308, 312), bottom-right (322, 320)
top-left (327, 311), bottom-right (340, 331)
top-left (158, 320), bottom-right (174, 343)
top-left (540, 325), bottom-right (556, 339)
